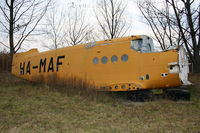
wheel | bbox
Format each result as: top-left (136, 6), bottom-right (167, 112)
top-left (128, 90), bottom-right (153, 102)
top-left (164, 89), bottom-right (190, 101)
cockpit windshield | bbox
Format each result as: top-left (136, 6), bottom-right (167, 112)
top-left (130, 36), bottom-right (154, 53)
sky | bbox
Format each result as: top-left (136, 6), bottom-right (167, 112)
top-left (64, 0), bottom-right (151, 34)
top-left (0, 0), bottom-right (153, 52)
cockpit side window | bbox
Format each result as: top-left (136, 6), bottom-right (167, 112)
top-left (131, 39), bottom-right (142, 51)
top-left (140, 43), bottom-right (152, 53)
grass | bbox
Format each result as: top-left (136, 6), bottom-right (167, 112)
top-left (0, 72), bottom-right (200, 133)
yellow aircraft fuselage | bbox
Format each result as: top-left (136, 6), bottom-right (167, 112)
top-left (11, 35), bottom-right (190, 91)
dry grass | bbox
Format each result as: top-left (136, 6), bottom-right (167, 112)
top-left (0, 72), bottom-right (200, 133)
top-left (188, 73), bottom-right (200, 99)
top-left (31, 74), bottom-right (108, 102)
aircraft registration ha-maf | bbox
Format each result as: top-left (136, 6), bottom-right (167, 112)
top-left (12, 35), bottom-right (191, 93)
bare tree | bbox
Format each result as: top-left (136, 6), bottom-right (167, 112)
top-left (139, 0), bottom-right (200, 73)
top-left (138, 0), bottom-right (182, 50)
top-left (66, 9), bottom-right (93, 46)
top-left (170, 0), bottom-right (200, 73)
top-left (0, 0), bottom-right (51, 64)
top-left (96, 0), bottom-right (130, 39)
top-left (42, 2), bottom-right (93, 48)
top-left (42, 6), bottom-right (67, 50)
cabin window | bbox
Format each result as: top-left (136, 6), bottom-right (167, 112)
top-left (121, 54), bottom-right (128, 62)
top-left (111, 55), bottom-right (118, 63)
top-left (93, 57), bottom-right (99, 64)
top-left (101, 56), bottom-right (108, 64)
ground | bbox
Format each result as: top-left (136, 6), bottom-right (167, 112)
top-left (0, 72), bottom-right (200, 133)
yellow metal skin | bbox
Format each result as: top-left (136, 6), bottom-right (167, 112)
top-left (12, 35), bottom-right (182, 91)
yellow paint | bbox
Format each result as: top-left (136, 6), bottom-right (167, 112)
top-left (12, 35), bottom-right (182, 91)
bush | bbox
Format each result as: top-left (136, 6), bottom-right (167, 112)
top-left (0, 50), bottom-right (11, 72)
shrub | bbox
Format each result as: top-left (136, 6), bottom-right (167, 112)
top-left (0, 50), bottom-right (11, 72)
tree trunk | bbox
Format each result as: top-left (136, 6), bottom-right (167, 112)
top-left (9, 0), bottom-right (14, 72)
top-left (9, 32), bottom-right (14, 71)
top-left (193, 56), bottom-right (200, 73)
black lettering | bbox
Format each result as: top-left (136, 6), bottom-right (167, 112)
top-left (32, 66), bottom-right (38, 69)
top-left (26, 61), bottom-right (31, 74)
top-left (20, 62), bottom-right (25, 75)
top-left (48, 57), bottom-right (54, 72)
top-left (39, 58), bottom-right (46, 72)
top-left (57, 56), bottom-right (65, 71)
